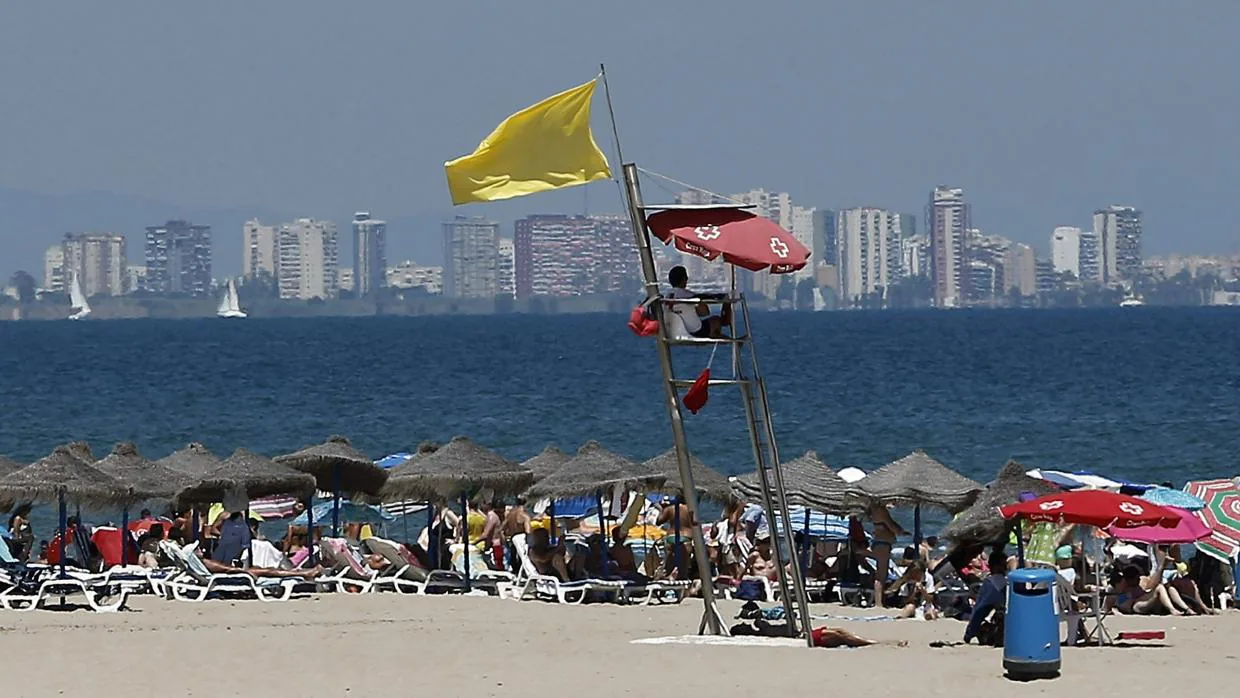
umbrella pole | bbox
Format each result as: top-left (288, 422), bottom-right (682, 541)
top-left (426, 503), bottom-right (436, 570)
top-left (121, 506), bottom-right (130, 566)
top-left (673, 503), bottom-right (682, 575)
top-left (460, 493), bottom-right (471, 592)
top-left (1016, 518), bottom-right (1026, 568)
top-left (801, 508), bottom-right (811, 579)
top-left (402, 508), bottom-right (409, 546)
top-left (58, 491), bottom-right (67, 580)
top-left (597, 490), bottom-right (608, 573)
top-left (332, 464), bottom-right (341, 538)
top-left (913, 503), bottom-right (922, 547)
top-left (549, 500), bottom-right (557, 545)
top-left (306, 497), bottom-right (316, 566)
top-left (190, 507), bottom-right (199, 544)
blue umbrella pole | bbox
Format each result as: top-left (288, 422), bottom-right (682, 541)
top-left (549, 500), bottom-right (557, 545)
top-left (673, 503), bottom-right (682, 576)
top-left (1016, 518), bottom-right (1026, 567)
top-left (913, 503), bottom-right (922, 547)
top-left (596, 490), bottom-right (608, 573)
top-left (246, 506), bottom-right (254, 566)
top-left (801, 508), bottom-right (811, 578)
top-left (190, 508), bottom-right (199, 543)
top-left (306, 497), bottom-right (316, 566)
top-left (460, 493), bottom-right (471, 592)
top-left (426, 503), bottom-right (436, 570)
top-left (58, 491), bottom-right (67, 579)
top-left (121, 506), bottom-right (131, 566)
top-left (332, 464), bottom-right (341, 537)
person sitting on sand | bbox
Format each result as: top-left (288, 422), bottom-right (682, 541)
top-left (1159, 545), bottom-right (1216, 615)
top-left (963, 551), bottom-right (1009, 644)
top-left (1106, 564), bottom-right (1191, 616)
top-left (527, 527), bottom-right (570, 581)
top-left (889, 547), bottom-right (939, 620)
top-left (666, 265), bottom-right (730, 339)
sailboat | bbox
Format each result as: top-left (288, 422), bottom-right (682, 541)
top-left (68, 272), bottom-right (91, 321)
top-left (216, 279), bottom-right (247, 319)
top-left (812, 287), bottom-right (827, 312)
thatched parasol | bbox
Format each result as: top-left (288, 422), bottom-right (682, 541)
top-left (157, 442), bottom-right (224, 478)
top-left (940, 460), bottom-right (1060, 545)
top-left (0, 445), bottom-right (135, 509)
top-left (64, 441), bottom-right (95, 464)
top-left (527, 441), bottom-right (665, 500)
top-left (379, 436), bottom-right (531, 502)
top-left (845, 449), bottom-right (982, 513)
top-left (274, 435), bottom-right (387, 496)
top-left (521, 445), bottom-right (571, 483)
top-left (174, 448), bottom-right (316, 506)
top-left (642, 448), bottom-right (735, 504)
top-left (93, 442), bottom-right (189, 500)
top-left (732, 451), bottom-right (854, 514)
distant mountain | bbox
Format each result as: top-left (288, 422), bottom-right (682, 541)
top-left (0, 188), bottom-right (450, 280)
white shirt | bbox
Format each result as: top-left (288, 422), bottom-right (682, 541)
top-left (668, 287), bottom-right (703, 333)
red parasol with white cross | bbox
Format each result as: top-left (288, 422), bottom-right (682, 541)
top-left (645, 207), bottom-right (810, 273)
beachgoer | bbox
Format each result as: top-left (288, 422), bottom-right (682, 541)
top-left (197, 549), bottom-right (323, 580)
top-left (868, 503), bottom-right (906, 604)
top-left (890, 547), bottom-right (938, 619)
top-left (919, 535), bottom-right (940, 567)
top-left (1160, 545), bottom-right (1215, 614)
top-left (746, 532), bottom-right (778, 581)
top-left (212, 511), bottom-right (252, 565)
top-left (480, 500), bottom-right (504, 570)
top-left (666, 265), bottom-right (730, 339)
top-left (963, 551), bottom-right (1009, 644)
top-left (7, 507), bottom-right (33, 561)
top-left (527, 527), bottom-right (570, 581)
top-left (1106, 564), bottom-right (1190, 616)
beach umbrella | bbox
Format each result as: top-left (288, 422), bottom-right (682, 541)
top-left (375, 441), bottom-right (441, 560)
top-left (1107, 506), bottom-right (1210, 544)
top-left (1184, 479), bottom-right (1240, 563)
top-left (732, 451), bottom-right (853, 514)
top-left (846, 450), bottom-right (982, 544)
top-left (521, 445), bottom-right (571, 483)
top-left (642, 448), bottom-right (735, 504)
top-left (0, 446), bottom-right (137, 578)
top-left (527, 441), bottom-right (662, 500)
top-left (1000, 489), bottom-right (1183, 566)
top-left (155, 443), bottom-right (226, 543)
top-left (379, 437), bottom-right (530, 592)
top-left (275, 435), bottom-right (388, 538)
top-left (1139, 486), bottom-right (1205, 512)
top-left (174, 448), bottom-right (317, 505)
top-left (93, 442), bottom-right (190, 564)
top-left (940, 460), bottom-right (1060, 546)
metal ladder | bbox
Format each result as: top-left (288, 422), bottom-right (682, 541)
top-left (622, 163), bottom-right (813, 645)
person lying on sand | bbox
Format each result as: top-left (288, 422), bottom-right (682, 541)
top-left (730, 618), bottom-right (906, 648)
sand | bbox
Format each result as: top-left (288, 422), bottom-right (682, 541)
top-left (0, 593), bottom-right (1234, 696)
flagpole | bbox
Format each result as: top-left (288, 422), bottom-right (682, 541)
top-left (599, 64), bottom-right (627, 172)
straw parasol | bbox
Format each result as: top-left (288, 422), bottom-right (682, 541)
top-left (0, 445), bottom-right (135, 509)
top-left (940, 460), bottom-right (1060, 545)
top-left (274, 435), bottom-right (388, 496)
top-left (64, 441), bottom-right (95, 464)
top-left (157, 442), bottom-right (224, 478)
top-left (379, 436), bottom-right (532, 502)
top-left (521, 445), bottom-right (571, 483)
top-left (174, 448), bottom-right (316, 506)
top-left (732, 451), bottom-right (854, 514)
top-left (527, 441), bottom-right (665, 500)
top-left (93, 442), bottom-right (190, 500)
top-left (845, 449), bottom-right (982, 513)
top-left (642, 448), bottom-right (735, 504)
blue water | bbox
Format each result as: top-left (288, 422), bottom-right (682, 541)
top-left (2, 309), bottom-right (1239, 535)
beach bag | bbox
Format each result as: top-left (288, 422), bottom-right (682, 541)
top-left (735, 578), bottom-right (766, 600)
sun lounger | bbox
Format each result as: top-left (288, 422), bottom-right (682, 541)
top-left (160, 541), bottom-right (295, 602)
top-left (511, 534), bottom-right (626, 604)
top-left (0, 565), bottom-right (129, 612)
top-left (316, 538), bottom-right (379, 593)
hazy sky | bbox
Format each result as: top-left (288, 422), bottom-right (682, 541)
top-left (3, 1), bottom-right (1239, 273)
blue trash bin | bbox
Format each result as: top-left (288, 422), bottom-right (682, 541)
top-left (1003, 568), bottom-right (1061, 679)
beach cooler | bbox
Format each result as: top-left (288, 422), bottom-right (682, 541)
top-left (1003, 568), bottom-right (1061, 680)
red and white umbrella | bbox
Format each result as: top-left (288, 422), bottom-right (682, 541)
top-left (645, 207), bottom-right (810, 274)
top-left (1184, 479), bottom-right (1240, 562)
top-left (999, 490), bottom-right (1182, 529)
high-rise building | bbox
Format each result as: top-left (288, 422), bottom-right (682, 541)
top-left (1003, 243), bottom-right (1037, 297)
top-left (43, 245), bottom-right (65, 292)
top-left (901, 235), bottom-right (929, 278)
top-left (1051, 227), bottom-right (1082, 278)
top-left (277, 218), bottom-right (339, 300)
top-left (61, 233), bottom-right (127, 297)
top-left (1079, 229), bottom-right (1101, 283)
top-left (790, 205), bottom-right (816, 280)
top-left (899, 213), bottom-right (917, 239)
top-left (145, 220), bottom-right (212, 296)
top-left (836, 208), bottom-right (903, 305)
top-left (126, 265), bottom-right (147, 294)
top-left (497, 238), bottom-right (515, 298)
top-left (1035, 258), bottom-right (1058, 295)
top-left (967, 229), bottom-right (1011, 302)
top-left (1093, 206), bottom-right (1143, 283)
top-left (513, 214), bottom-right (637, 299)
top-left (351, 212), bottom-right (387, 298)
top-left (242, 220), bottom-right (278, 281)
top-left (927, 186), bottom-right (970, 307)
top-left (811, 209), bottom-right (837, 267)
top-left (386, 261), bottom-right (444, 295)
top-left (443, 216), bottom-right (499, 299)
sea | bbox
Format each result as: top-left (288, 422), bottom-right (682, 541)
top-left (2, 308), bottom-right (1238, 538)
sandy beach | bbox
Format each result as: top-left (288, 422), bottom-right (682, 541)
top-left (1, 594), bottom-right (1233, 696)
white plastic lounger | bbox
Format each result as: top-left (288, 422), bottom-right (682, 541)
top-left (0, 567), bottom-right (129, 612)
top-left (511, 535), bottom-right (626, 604)
top-left (618, 579), bottom-right (692, 606)
top-left (160, 541), bottom-right (295, 602)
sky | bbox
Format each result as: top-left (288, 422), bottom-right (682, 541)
top-left (2, 1), bottom-right (1239, 276)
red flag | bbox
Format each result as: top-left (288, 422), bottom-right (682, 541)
top-left (683, 367), bottom-right (711, 414)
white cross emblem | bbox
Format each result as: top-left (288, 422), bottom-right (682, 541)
top-left (694, 225), bottom-right (721, 241)
top-left (1119, 502), bottom-right (1144, 516)
top-left (1038, 500), bottom-right (1064, 512)
top-left (769, 237), bottom-right (789, 258)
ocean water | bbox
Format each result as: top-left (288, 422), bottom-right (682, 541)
top-left (2, 308), bottom-right (1239, 536)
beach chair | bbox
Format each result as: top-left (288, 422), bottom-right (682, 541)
top-left (360, 537), bottom-right (471, 595)
top-left (315, 538), bottom-right (378, 594)
top-left (160, 541), bottom-right (295, 602)
top-left (0, 564), bottom-right (129, 612)
top-left (511, 534), bottom-right (626, 604)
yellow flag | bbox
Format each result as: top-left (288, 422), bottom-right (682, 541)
top-left (444, 79), bottom-right (612, 205)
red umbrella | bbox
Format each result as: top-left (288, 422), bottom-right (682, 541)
top-left (645, 207), bottom-right (810, 273)
top-left (1106, 506), bottom-right (1210, 544)
top-left (999, 490), bottom-right (1182, 529)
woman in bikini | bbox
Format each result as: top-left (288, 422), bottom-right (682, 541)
top-left (867, 504), bottom-right (907, 606)
top-left (1107, 565), bottom-right (1189, 616)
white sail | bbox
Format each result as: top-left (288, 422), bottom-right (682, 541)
top-left (69, 272), bottom-right (91, 320)
top-left (812, 287), bottom-right (827, 312)
top-left (217, 279), bottom-right (247, 318)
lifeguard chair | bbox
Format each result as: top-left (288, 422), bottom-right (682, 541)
top-left (619, 163), bottom-right (815, 644)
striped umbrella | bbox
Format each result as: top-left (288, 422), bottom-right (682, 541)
top-left (1184, 479), bottom-right (1240, 563)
